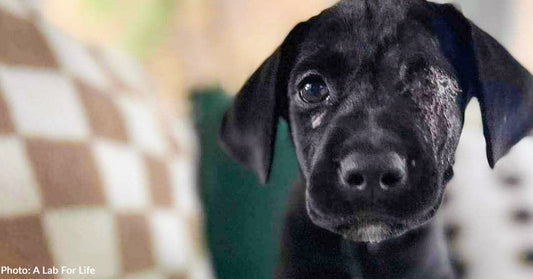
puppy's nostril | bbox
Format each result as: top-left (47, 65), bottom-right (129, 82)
top-left (380, 171), bottom-right (403, 188)
top-left (346, 172), bottom-right (365, 187)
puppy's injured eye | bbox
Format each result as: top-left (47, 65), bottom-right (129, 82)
top-left (298, 75), bottom-right (329, 103)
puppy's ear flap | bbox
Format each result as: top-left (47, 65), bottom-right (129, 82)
top-left (219, 22), bottom-right (310, 183)
top-left (432, 4), bottom-right (533, 168)
top-left (219, 50), bottom-right (282, 184)
top-left (471, 25), bottom-right (533, 167)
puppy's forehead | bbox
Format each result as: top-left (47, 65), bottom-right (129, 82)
top-left (307, 0), bottom-right (414, 42)
top-left (295, 0), bottom-right (446, 76)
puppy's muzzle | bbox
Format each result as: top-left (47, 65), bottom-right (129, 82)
top-left (339, 152), bottom-right (407, 196)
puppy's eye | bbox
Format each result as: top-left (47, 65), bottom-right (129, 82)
top-left (298, 76), bottom-right (329, 103)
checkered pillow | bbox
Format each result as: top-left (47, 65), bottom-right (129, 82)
top-left (0, 1), bottom-right (212, 278)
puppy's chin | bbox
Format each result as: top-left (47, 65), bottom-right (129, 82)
top-left (307, 199), bottom-right (434, 244)
top-left (307, 202), bottom-right (411, 243)
top-left (338, 223), bottom-right (409, 243)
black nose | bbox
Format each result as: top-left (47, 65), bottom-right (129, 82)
top-left (339, 152), bottom-right (407, 191)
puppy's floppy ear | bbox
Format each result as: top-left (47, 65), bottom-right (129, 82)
top-left (219, 21), bottom-right (310, 183)
top-left (431, 3), bottom-right (533, 168)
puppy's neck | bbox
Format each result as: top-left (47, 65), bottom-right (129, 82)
top-left (342, 220), bottom-right (454, 278)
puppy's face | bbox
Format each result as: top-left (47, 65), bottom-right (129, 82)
top-left (287, 4), bottom-right (462, 242)
top-left (220, 0), bottom-right (533, 244)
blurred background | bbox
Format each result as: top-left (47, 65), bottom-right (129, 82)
top-left (42, 0), bottom-right (533, 109)
top-left (0, 0), bottom-right (531, 279)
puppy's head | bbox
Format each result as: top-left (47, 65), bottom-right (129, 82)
top-left (220, 0), bottom-right (533, 243)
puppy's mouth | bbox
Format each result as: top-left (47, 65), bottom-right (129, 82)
top-left (337, 222), bottom-right (405, 243)
top-left (306, 189), bottom-right (443, 243)
top-left (308, 203), bottom-right (409, 243)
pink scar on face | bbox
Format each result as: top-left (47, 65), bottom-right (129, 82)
top-left (311, 112), bottom-right (326, 129)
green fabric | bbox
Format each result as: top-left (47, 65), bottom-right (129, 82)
top-left (192, 89), bottom-right (299, 279)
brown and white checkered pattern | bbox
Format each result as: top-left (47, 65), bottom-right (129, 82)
top-left (0, 1), bottom-right (212, 278)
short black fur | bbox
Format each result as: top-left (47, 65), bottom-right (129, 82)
top-left (219, 0), bottom-right (533, 278)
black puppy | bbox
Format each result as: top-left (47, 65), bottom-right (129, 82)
top-left (219, 0), bottom-right (533, 278)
